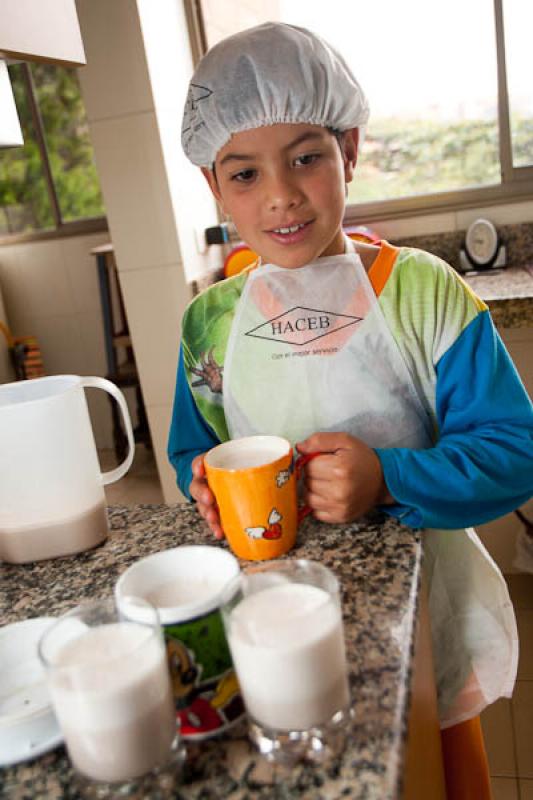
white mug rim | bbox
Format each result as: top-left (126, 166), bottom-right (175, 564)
top-left (204, 435), bottom-right (291, 472)
top-left (115, 545), bottom-right (240, 625)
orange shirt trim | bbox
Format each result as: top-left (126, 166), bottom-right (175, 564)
top-left (368, 240), bottom-right (400, 297)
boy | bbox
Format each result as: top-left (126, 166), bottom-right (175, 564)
top-left (169, 22), bottom-right (533, 796)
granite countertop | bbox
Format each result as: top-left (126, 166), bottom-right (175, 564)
top-left (464, 263), bottom-right (533, 328)
top-left (0, 505), bottom-right (422, 800)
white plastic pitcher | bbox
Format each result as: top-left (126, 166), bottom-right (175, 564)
top-left (0, 375), bottom-right (135, 564)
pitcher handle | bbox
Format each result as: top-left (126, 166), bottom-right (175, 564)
top-left (80, 376), bottom-right (135, 485)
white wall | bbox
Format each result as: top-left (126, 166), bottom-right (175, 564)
top-left (0, 230), bottom-right (115, 448)
top-left (367, 199), bottom-right (533, 242)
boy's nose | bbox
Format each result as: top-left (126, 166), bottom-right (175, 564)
top-left (265, 174), bottom-right (303, 212)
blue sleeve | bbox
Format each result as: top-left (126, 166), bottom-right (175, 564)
top-left (376, 311), bottom-right (533, 529)
top-left (167, 346), bottom-right (220, 499)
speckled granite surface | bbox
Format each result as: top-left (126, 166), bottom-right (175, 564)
top-left (393, 223), bottom-right (533, 330)
top-left (0, 505), bottom-right (421, 800)
top-left (463, 264), bottom-right (533, 329)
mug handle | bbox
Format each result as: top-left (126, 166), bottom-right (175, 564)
top-left (80, 376), bottom-right (135, 485)
top-left (294, 452), bottom-right (322, 523)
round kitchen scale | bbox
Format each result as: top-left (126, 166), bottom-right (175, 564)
top-left (459, 218), bottom-right (507, 273)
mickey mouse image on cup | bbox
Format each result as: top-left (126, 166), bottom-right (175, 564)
top-left (166, 637), bottom-right (243, 738)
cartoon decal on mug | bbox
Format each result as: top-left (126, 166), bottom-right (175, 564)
top-left (244, 461), bottom-right (295, 540)
top-left (165, 610), bottom-right (244, 738)
top-left (275, 464), bottom-right (292, 487)
top-left (245, 508), bottom-right (283, 540)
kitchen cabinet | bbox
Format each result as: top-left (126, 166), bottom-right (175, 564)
top-left (0, 0), bottom-right (85, 66)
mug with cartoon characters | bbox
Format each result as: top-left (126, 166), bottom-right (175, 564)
top-left (204, 435), bottom-right (316, 561)
top-left (115, 546), bottom-right (245, 740)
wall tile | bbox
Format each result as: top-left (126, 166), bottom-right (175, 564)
top-left (507, 574), bottom-right (533, 612)
top-left (512, 680), bottom-right (533, 778)
top-left (29, 314), bottom-right (84, 375)
top-left (490, 777), bottom-right (519, 800)
top-left (481, 698), bottom-right (517, 777)
top-left (0, 246), bottom-right (22, 329)
top-left (0, 240), bottom-right (72, 327)
top-left (145, 402), bottom-right (186, 504)
top-left (519, 779), bottom-right (533, 800)
top-left (76, 0), bottom-right (154, 122)
top-left (88, 113), bottom-right (181, 272)
top-left (375, 212), bottom-right (456, 242)
top-left (118, 264), bottom-right (191, 408)
top-left (62, 232), bottom-right (110, 315)
top-left (456, 201), bottom-right (533, 231)
top-left (517, 612), bottom-right (533, 680)
top-left (76, 310), bottom-right (107, 376)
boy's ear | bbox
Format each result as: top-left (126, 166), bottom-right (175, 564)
top-left (201, 167), bottom-right (225, 209)
top-left (340, 129), bottom-right (359, 184)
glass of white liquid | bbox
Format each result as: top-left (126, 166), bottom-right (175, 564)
top-left (39, 596), bottom-right (183, 798)
top-left (221, 559), bottom-right (352, 765)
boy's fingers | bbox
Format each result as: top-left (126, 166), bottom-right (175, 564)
top-left (190, 476), bottom-right (215, 506)
top-left (297, 432), bottom-right (353, 454)
top-left (191, 454), bottom-right (206, 477)
top-left (205, 513), bottom-right (224, 540)
top-left (303, 455), bottom-right (337, 481)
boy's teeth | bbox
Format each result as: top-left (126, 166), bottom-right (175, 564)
top-left (274, 223), bottom-right (304, 234)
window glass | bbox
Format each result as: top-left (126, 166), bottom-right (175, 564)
top-left (201, 0), bottom-right (501, 203)
top-left (503, 0), bottom-right (533, 168)
top-left (0, 64), bottom-right (54, 235)
top-left (31, 64), bottom-right (105, 222)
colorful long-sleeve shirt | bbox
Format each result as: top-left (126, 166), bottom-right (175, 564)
top-left (168, 243), bottom-right (533, 529)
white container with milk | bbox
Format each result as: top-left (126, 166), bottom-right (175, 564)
top-left (39, 596), bottom-right (182, 790)
top-left (0, 375), bottom-right (134, 563)
top-left (221, 559), bottom-right (352, 765)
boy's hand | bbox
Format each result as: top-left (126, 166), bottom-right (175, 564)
top-left (190, 454), bottom-right (224, 540)
top-left (296, 433), bottom-right (394, 523)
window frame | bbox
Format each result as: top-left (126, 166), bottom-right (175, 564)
top-left (0, 61), bottom-right (108, 246)
top-left (194, 0), bottom-right (533, 226)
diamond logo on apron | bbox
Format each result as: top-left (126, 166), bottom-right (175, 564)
top-left (245, 306), bottom-right (362, 347)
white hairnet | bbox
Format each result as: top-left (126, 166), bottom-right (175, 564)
top-left (181, 22), bottom-right (370, 167)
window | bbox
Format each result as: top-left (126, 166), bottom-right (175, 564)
top-left (196, 0), bottom-right (533, 219)
top-left (503, 0), bottom-right (533, 169)
top-left (0, 63), bottom-right (105, 238)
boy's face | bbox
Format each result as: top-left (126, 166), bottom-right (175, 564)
top-left (202, 123), bottom-right (358, 269)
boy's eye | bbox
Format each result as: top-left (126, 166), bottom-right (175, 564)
top-left (294, 153), bottom-right (320, 167)
top-left (231, 169), bottom-right (256, 183)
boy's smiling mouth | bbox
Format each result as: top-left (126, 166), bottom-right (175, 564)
top-left (266, 220), bottom-right (314, 244)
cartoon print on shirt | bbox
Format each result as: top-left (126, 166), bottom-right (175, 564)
top-left (245, 508), bottom-right (282, 540)
top-left (191, 347), bottom-right (223, 394)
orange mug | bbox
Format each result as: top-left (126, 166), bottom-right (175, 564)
top-left (204, 435), bottom-right (316, 561)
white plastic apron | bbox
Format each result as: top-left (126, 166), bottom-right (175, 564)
top-left (224, 241), bottom-right (431, 448)
top-left (223, 237), bottom-right (517, 727)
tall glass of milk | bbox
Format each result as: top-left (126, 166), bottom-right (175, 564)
top-left (221, 559), bottom-right (352, 765)
top-left (39, 596), bottom-right (183, 796)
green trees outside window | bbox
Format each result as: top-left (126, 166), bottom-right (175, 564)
top-left (0, 64), bottom-right (105, 236)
